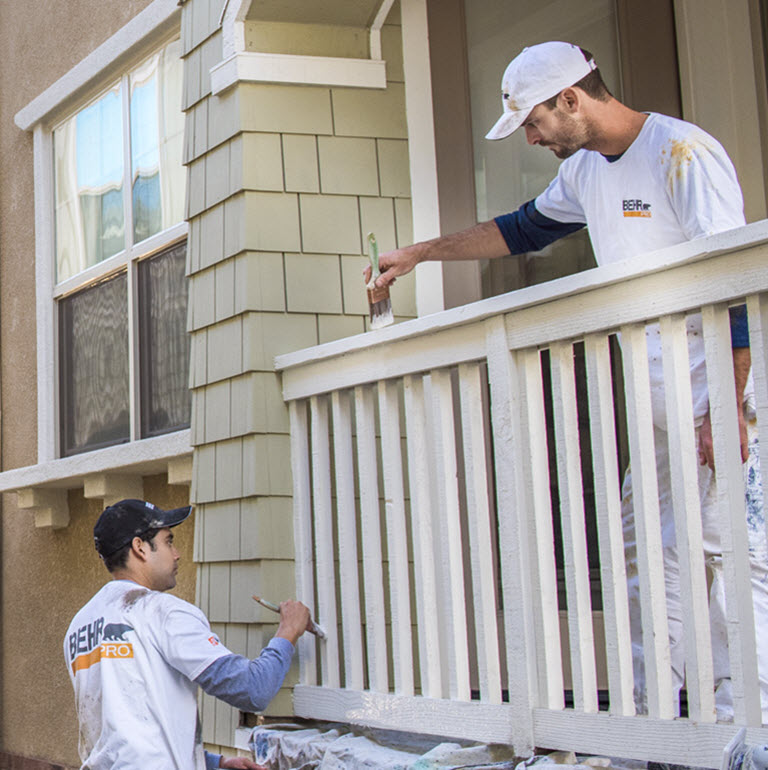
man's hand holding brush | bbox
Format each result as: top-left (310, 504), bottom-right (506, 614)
top-left (270, 600), bottom-right (311, 646)
top-left (253, 596), bottom-right (326, 645)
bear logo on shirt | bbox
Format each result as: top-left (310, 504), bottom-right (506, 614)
top-left (102, 623), bottom-right (134, 642)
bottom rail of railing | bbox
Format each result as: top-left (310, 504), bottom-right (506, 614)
top-left (532, 709), bottom-right (768, 767)
top-left (293, 685), bottom-right (518, 744)
top-left (293, 685), bottom-right (768, 767)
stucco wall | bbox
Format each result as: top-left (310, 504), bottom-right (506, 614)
top-left (0, 1), bottom-right (196, 766)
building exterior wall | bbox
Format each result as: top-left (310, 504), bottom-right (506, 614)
top-left (0, 0), bottom-right (767, 767)
top-left (0, 2), bottom-right (191, 766)
top-left (179, 0), bottom-right (415, 750)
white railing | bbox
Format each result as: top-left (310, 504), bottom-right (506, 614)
top-left (275, 222), bottom-right (768, 767)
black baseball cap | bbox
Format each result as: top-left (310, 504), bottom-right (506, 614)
top-left (94, 499), bottom-right (192, 558)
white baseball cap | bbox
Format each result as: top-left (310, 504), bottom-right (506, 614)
top-left (486, 41), bottom-right (597, 141)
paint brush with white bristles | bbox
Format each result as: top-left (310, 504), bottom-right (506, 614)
top-left (365, 232), bottom-right (394, 329)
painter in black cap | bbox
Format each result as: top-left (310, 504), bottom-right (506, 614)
top-left (66, 498), bottom-right (310, 769)
top-left (94, 498), bottom-right (191, 559)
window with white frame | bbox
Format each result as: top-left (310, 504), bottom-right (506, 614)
top-left (53, 37), bottom-right (189, 457)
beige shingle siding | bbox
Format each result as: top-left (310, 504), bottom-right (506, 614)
top-left (181, 0), bottom-right (414, 741)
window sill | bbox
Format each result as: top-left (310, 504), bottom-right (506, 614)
top-left (0, 429), bottom-right (192, 529)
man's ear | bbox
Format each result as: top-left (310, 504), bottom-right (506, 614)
top-left (131, 536), bottom-right (149, 562)
top-left (559, 87), bottom-right (580, 113)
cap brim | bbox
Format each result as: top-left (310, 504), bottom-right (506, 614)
top-left (485, 107), bottom-right (528, 141)
top-left (148, 505), bottom-right (192, 530)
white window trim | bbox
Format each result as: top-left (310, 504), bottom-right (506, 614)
top-left (12, 0), bottom-right (188, 491)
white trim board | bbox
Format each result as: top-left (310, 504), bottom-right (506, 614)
top-left (0, 429), bottom-right (191, 493)
top-left (210, 52), bottom-right (387, 94)
top-left (15, 0), bottom-right (180, 131)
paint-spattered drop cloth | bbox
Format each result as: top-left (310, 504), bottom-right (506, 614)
top-left (249, 722), bottom-right (520, 769)
top-left (248, 723), bottom-right (647, 770)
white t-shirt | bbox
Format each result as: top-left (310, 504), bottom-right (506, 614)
top-left (535, 112), bottom-right (746, 425)
top-left (64, 580), bottom-right (232, 770)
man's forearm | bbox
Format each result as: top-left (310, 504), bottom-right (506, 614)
top-left (412, 220), bottom-right (511, 263)
top-left (374, 220), bottom-right (510, 287)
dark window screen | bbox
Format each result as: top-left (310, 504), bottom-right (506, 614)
top-left (59, 272), bottom-right (130, 455)
top-left (138, 241), bottom-right (190, 436)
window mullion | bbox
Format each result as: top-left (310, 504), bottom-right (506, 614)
top-left (128, 262), bottom-right (140, 442)
top-left (122, 73), bottom-right (140, 441)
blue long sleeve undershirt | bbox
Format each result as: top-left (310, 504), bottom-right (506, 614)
top-left (494, 200), bottom-right (749, 347)
top-left (195, 636), bottom-right (294, 712)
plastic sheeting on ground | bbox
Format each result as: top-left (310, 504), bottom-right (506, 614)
top-left (248, 722), bottom-right (649, 770)
top-left (249, 722), bottom-right (519, 769)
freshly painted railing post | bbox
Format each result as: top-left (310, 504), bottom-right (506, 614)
top-left (620, 322), bottom-right (674, 719)
top-left (702, 303), bottom-right (762, 726)
top-left (485, 316), bottom-right (537, 754)
top-left (584, 332), bottom-right (634, 716)
top-left (289, 400), bottom-right (317, 686)
top-left (550, 340), bottom-right (598, 714)
top-left (658, 313), bottom-right (715, 722)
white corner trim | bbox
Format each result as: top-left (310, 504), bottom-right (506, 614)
top-left (15, 0), bottom-right (180, 131)
top-left (219, 0), bottom-right (252, 60)
top-left (400, 0), bottom-right (443, 315)
top-left (0, 429), bottom-right (192, 494)
top-left (210, 51), bottom-right (387, 94)
top-left (369, 0), bottom-right (397, 59)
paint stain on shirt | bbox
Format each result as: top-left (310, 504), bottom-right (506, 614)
top-left (668, 139), bottom-right (695, 184)
top-left (665, 135), bottom-right (716, 192)
top-left (123, 588), bottom-right (149, 608)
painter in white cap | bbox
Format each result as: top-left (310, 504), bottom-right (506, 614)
top-left (485, 41), bottom-right (598, 142)
top-left (364, 38), bottom-right (763, 727)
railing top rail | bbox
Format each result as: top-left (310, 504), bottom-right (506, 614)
top-left (276, 221), bottom-right (768, 374)
top-left (276, 221), bottom-right (768, 401)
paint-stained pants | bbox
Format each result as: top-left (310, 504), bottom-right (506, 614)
top-left (621, 419), bottom-right (768, 723)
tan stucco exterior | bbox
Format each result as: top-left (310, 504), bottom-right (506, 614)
top-left (0, 2), bottom-right (191, 766)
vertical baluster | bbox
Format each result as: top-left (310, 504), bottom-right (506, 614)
top-left (378, 380), bottom-right (414, 696)
top-left (331, 389), bottom-right (364, 691)
top-left (746, 292), bottom-right (768, 551)
top-left (620, 322), bottom-right (674, 719)
top-left (403, 373), bottom-right (443, 699)
top-left (550, 340), bottom-right (598, 713)
top-left (289, 399), bottom-right (316, 686)
top-left (354, 384), bottom-right (389, 692)
top-left (310, 395), bottom-right (339, 688)
top-left (458, 362), bottom-right (502, 704)
top-left (486, 317), bottom-right (536, 754)
top-left (584, 333), bottom-right (634, 716)
top-left (520, 347), bottom-right (564, 709)
top-left (430, 367), bottom-right (471, 701)
top-left (658, 314), bottom-right (715, 721)
top-left (702, 303), bottom-right (762, 725)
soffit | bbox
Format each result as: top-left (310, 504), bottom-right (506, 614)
top-left (246, 0), bottom-right (382, 27)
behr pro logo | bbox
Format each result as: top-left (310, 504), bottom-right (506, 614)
top-left (69, 618), bottom-right (135, 673)
top-left (623, 199), bottom-right (652, 218)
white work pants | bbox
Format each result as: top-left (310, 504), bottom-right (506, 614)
top-left (621, 420), bottom-right (768, 723)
